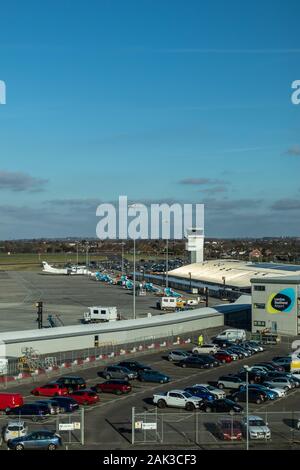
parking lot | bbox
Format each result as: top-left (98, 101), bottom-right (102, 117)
top-left (1, 336), bottom-right (300, 449)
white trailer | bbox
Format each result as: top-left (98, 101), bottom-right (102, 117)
top-left (159, 297), bottom-right (177, 311)
top-left (82, 306), bottom-right (118, 324)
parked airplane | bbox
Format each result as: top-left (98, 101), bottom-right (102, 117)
top-left (42, 261), bottom-right (70, 275)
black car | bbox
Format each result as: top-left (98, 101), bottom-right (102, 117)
top-left (55, 376), bottom-right (86, 392)
top-left (212, 338), bottom-right (234, 348)
top-left (117, 361), bottom-right (152, 374)
top-left (271, 357), bottom-right (292, 372)
top-left (199, 398), bottom-right (243, 413)
top-left (48, 396), bottom-right (79, 413)
top-left (6, 403), bottom-right (50, 421)
top-left (179, 356), bottom-right (212, 369)
top-left (237, 370), bottom-right (267, 384)
top-left (256, 362), bottom-right (285, 372)
top-left (230, 389), bottom-right (267, 404)
top-left (192, 354), bottom-right (221, 367)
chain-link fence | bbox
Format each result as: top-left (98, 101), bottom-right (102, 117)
top-left (0, 408), bottom-right (84, 449)
top-left (131, 408), bottom-right (300, 448)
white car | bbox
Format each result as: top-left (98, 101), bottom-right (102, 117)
top-left (242, 416), bottom-right (271, 440)
top-left (263, 382), bottom-right (287, 398)
top-left (193, 383), bottom-right (226, 399)
top-left (4, 421), bottom-right (28, 442)
top-left (192, 344), bottom-right (219, 355)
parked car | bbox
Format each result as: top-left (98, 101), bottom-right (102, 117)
top-left (31, 383), bottom-right (68, 397)
top-left (212, 338), bottom-right (234, 348)
top-left (34, 400), bottom-right (60, 415)
top-left (262, 377), bottom-right (295, 390)
top-left (100, 366), bottom-right (138, 380)
top-left (3, 421), bottom-right (28, 442)
top-left (168, 350), bottom-right (191, 362)
top-left (220, 349), bottom-right (239, 361)
top-left (240, 384), bottom-right (279, 400)
top-left (6, 403), bottom-right (50, 421)
top-left (230, 389), bottom-right (267, 404)
top-left (192, 383), bottom-right (226, 399)
top-left (139, 370), bottom-right (170, 383)
top-left (192, 344), bottom-right (219, 355)
top-left (237, 370), bottom-right (267, 384)
top-left (255, 362), bottom-right (285, 372)
top-left (271, 357), bottom-right (292, 372)
top-left (242, 341), bottom-right (264, 352)
top-left (68, 389), bottom-right (99, 405)
top-left (0, 393), bottom-right (23, 412)
top-left (94, 380), bottom-right (132, 395)
top-left (262, 382), bottom-right (287, 397)
top-left (153, 390), bottom-right (201, 411)
top-left (213, 352), bottom-right (233, 364)
top-left (55, 376), bottom-right (86, 393)
top-left (178, 356), bottom-right (212, 369)
top-left (199, 398), bottom-right (243, 413)
top-left (184, 386), bottom-right (215, 402)
top-left (225, 347), bottom-right (245, 359)
top-left (215, 419), bottom-right (242, 441)
top-left (217, 375), bottom-right (246, 390)
top-left (241, 416), bottom-right (271, 440)
top-left (47, 396), bottom-right (79, 413)
top-left (7, 430), bottom-right (62, 450)
top-left (117, 361), bottom-right (152, 373)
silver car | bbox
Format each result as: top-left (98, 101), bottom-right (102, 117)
top-left (242, 416), bottom-right (271, 440)
top-left (193, 383), bottom-right (226, 399)
top-left (102, 366), bottom-right (138, 380)
top-left (4, 421), bottom-right (28, 442)
top-left (168, 350), bottom-right (191, 362)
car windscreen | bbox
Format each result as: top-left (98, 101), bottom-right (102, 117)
top-left (249, 419), bottom-right (265, 426)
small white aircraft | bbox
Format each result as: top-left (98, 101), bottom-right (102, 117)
top-left (42, 261), bottom-right (70, 275)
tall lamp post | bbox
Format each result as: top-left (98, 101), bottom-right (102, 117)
top-left (129, 203), bottom-right (141, 320)
top-left (162, 219), bottom-right (169, 289)
top-left (244, 365), bottom-right (250, 450)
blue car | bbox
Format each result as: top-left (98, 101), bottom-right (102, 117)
top-left (184, 386), bottom-right (215, 402)
top-left (240, 384), bottom-right (278, 400)
top-left (7, 430), bottom-right (62, 450)
top-left (138, 369), bottom-right (170, 383)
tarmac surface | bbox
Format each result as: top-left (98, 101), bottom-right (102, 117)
top-left (0, 271), bottom-right (221, 332)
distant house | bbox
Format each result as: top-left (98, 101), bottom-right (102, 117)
top-left (249, 249), bottom-right (262, 259)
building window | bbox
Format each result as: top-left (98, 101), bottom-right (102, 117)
top-left (254, 321), bottom-right (266, 327)
top-left (254, 303), bottom-right (266, 309)
top-left (254, 285), bottom-right (266, 291)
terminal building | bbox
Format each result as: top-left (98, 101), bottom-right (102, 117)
top-left (251, 275), bottom-right (300, 337)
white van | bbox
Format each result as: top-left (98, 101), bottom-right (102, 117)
top-left (216, 329), bottom-right (246, 342)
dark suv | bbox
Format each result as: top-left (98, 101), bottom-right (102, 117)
top-left (117, 361), bottom-right (152, 374)
top-left (230, 389), bottom-right (268, 405)
top-left (55, 376), bottom-right (86, 392)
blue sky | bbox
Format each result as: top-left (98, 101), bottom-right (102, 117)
top-left (0, 0), bottom-right (299, 238)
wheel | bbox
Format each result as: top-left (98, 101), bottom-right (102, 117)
top-left (160, 380), bottom-right (164, 384)
top-left (185, 402), bottom-right (195, 411)
top-left (157, 399), bottom-right (166, 409)
top-left (105, 374), bottom-right (111, 380)
top-left (209, 351), bottom-right (214, 354)
top-left (33, 391), bottom-right (39, 396)
top-left (256, 398), bottom-right (261, 404)
top-left (5, 407), bottom-right (10, 413)
top-left (181, 363), bottom-right (187, 368)
top-left (140, 377), bottom-right (144, 382)
top-left (68, 388), bottom-right (74, 394)
top-left (31, 416), bottom-right (39, 422)
top-left (96, 387), bottom-right (102, 393)
top-left (234, 396), bottom-right (239, 402)
top-left (284, 386), bottom-right (289, 391)
top-left (222, 359), bottom-right (226, 364)
top-left (205, 406), bottom-right (212, 413)
top-left (168, 357), bottom-right (173, 362)
top-left (250, 380), bottom-right (254, 384)
top-left (15, 444), bottom-right (24, 451)
top-left (218, 383), bottom-right (224, 389)
top-left (124, 376), bottom-right (129, 382)
top-left (54, 393), bottom-right (59, 397)
top-left (229, 409), bottom-right (235, 415)
top-left (83, 401), bottom-right (89, 406)
top-left (48, 444), bottom-right (56, 450)
top-left (115, 389), bottom-right (122, 395)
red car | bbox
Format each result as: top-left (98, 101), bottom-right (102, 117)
top-left (31, 383), bottom-right (68, 397)
top-left (95, 380), bottom-right (132, 395)
top-left (213, 352), bottom-right (233, 363)
top-left (68, 389), bottom-right (100, 405)
top-left (216, 419), bottom-right (242, 441)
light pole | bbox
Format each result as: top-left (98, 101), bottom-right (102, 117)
top-left (133, 236), bottom-right (136, 320)
top-left (163, 219), bottom-right (169, 288)
top-left (121, 242), bottom-right (125, 275)
top-left (244, 365), bottom-right (250, 450)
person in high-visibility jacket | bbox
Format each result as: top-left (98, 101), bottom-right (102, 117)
top-left (198, 334), bottom-right (204, 347)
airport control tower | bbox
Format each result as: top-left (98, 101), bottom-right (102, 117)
top-left (186, 228), bottom-right (204, 263)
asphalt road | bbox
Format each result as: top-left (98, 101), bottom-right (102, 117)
top-left (1, 340), bottom-right (300, 450)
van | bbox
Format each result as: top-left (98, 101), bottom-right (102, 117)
top-left (216, 329), bottom-right (246, 343)
top-left (0, 393), bottom-right (24, 412)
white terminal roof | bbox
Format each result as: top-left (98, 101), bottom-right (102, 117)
top-left (169, 260), bottom-right (300, 289)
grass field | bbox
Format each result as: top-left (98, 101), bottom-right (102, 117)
top-left (0, 252), bottom-right (174, 271)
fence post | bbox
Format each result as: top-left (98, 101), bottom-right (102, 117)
top-left (132, 407), bottom-right (135, 445)
top-left (195, 411), bottom-right (199, 445)
top-left (81, 407), bottom-right (85, 446)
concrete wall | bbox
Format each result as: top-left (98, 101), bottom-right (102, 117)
top-left (1, 308), bottom-right (224, 357)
